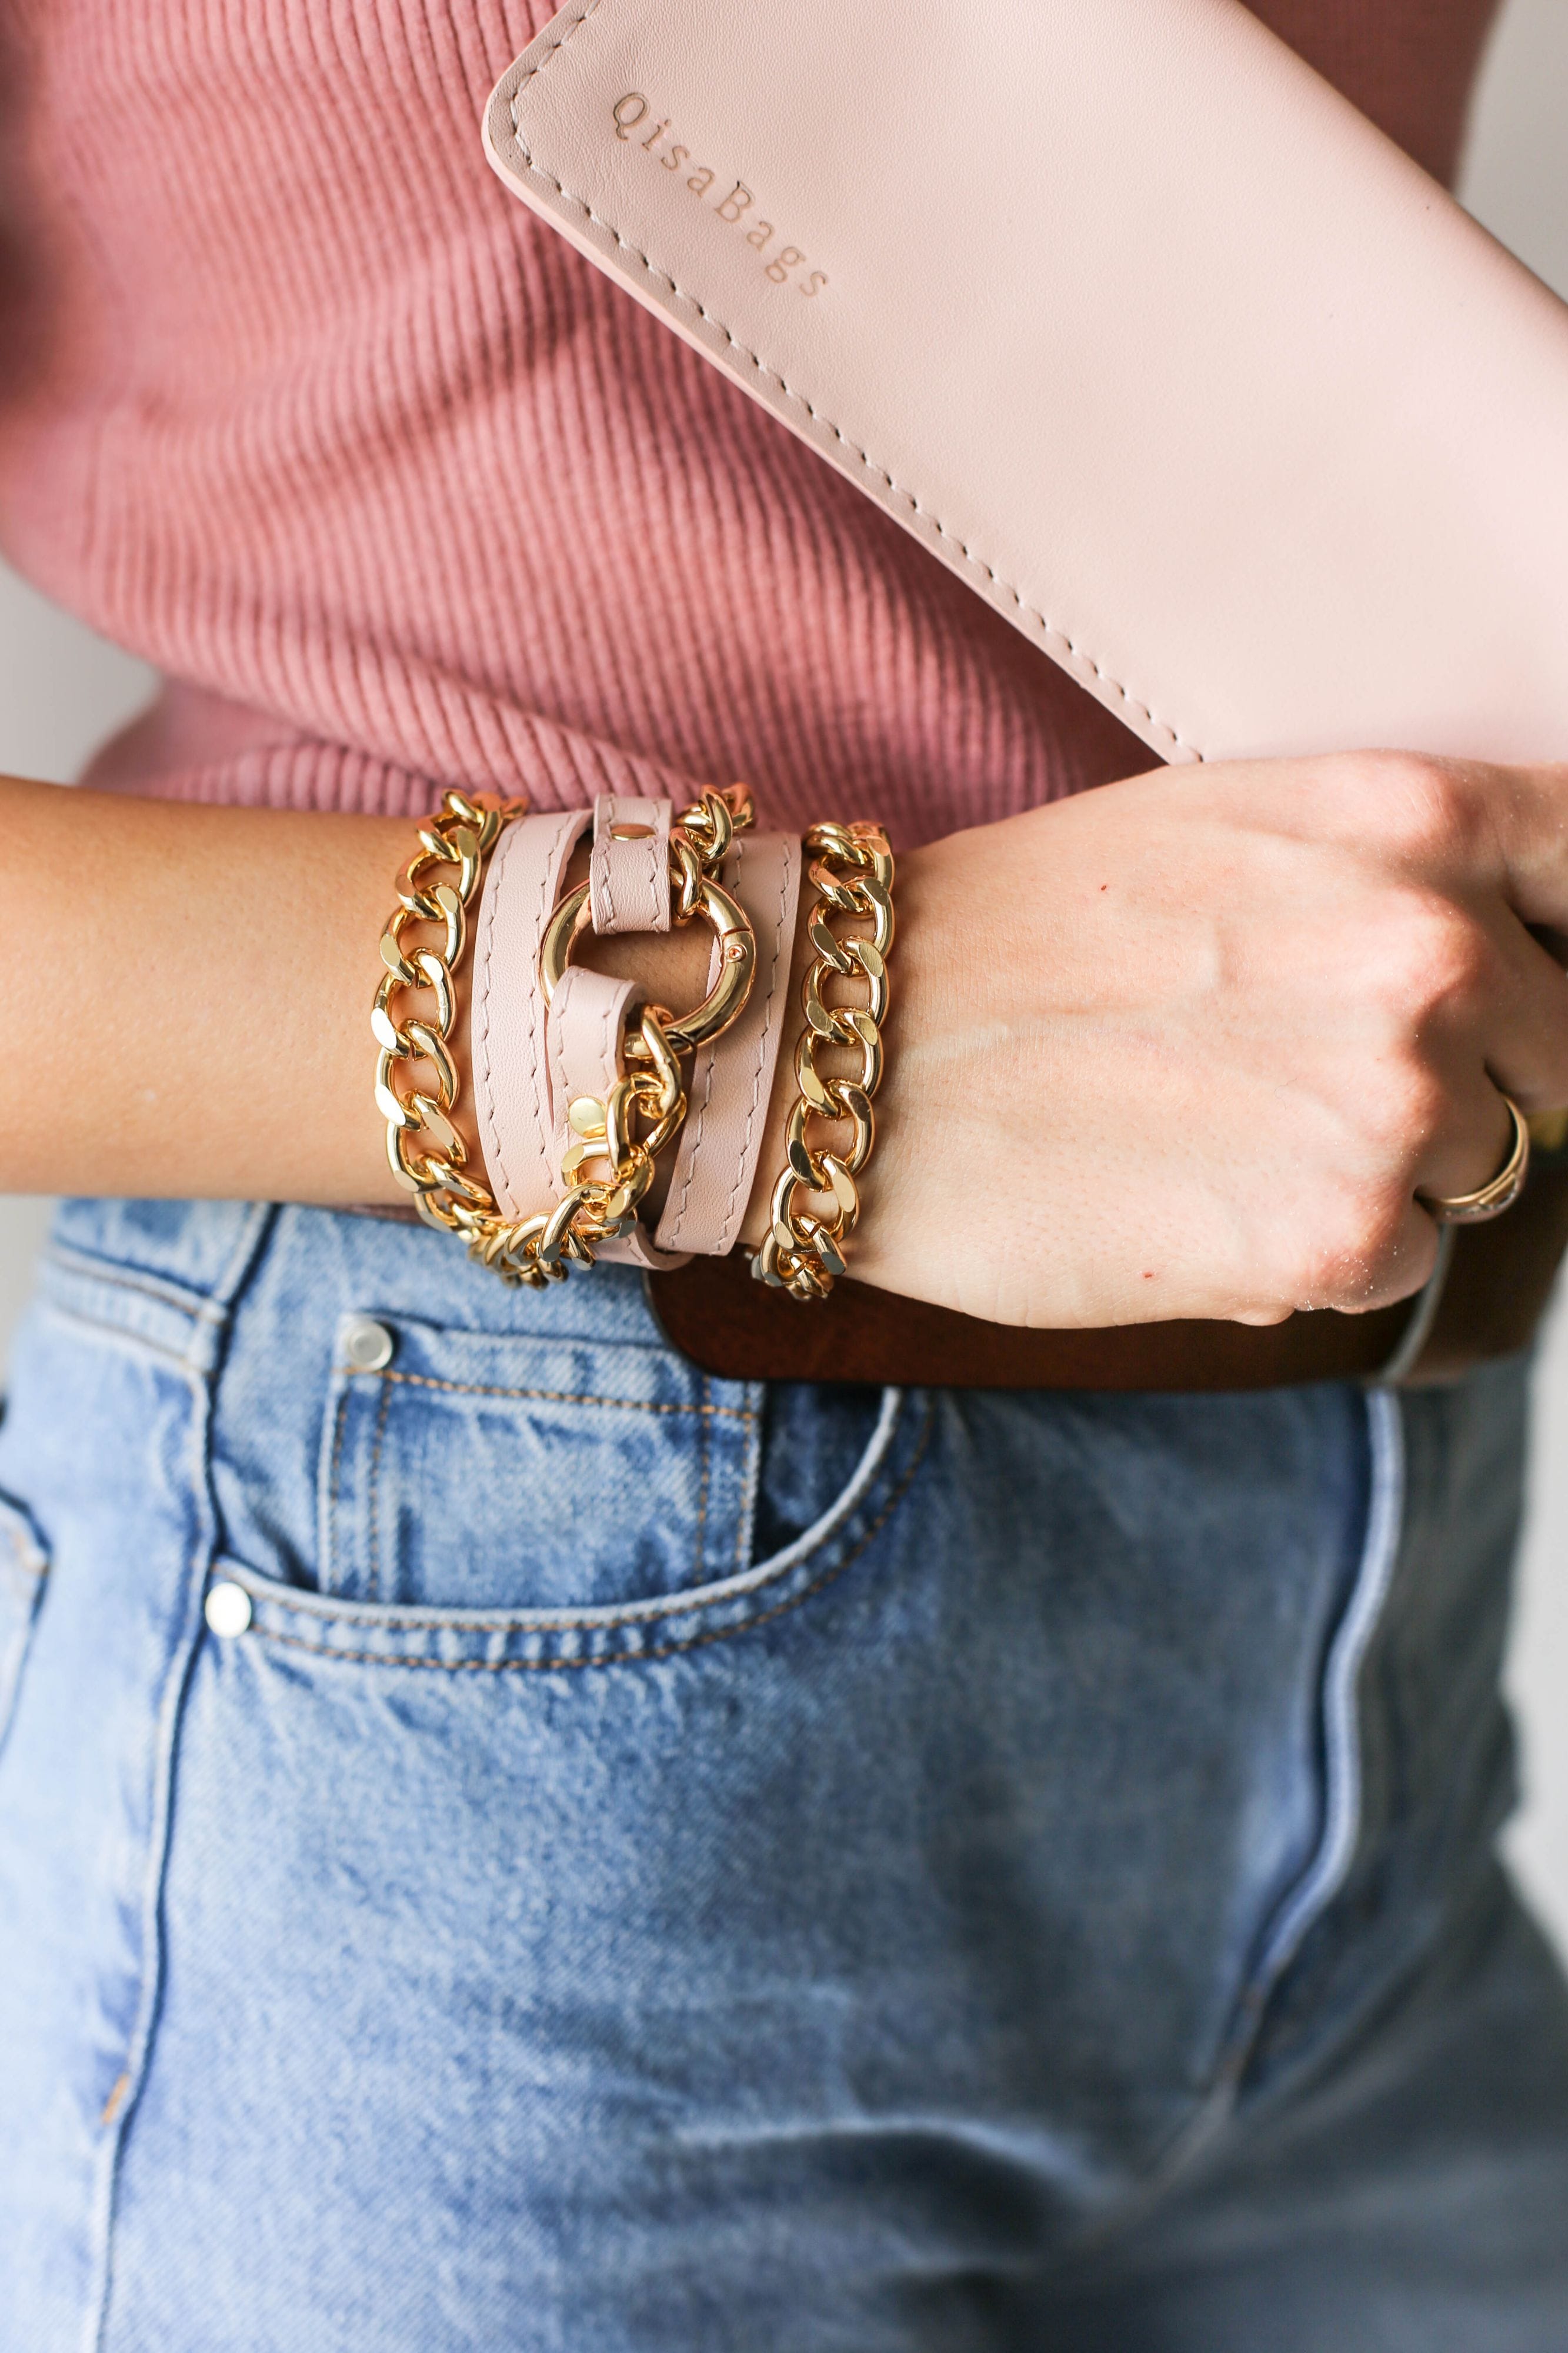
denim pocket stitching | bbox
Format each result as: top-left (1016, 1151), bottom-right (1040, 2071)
top-left (239, 1398), bottom-right (932, 1671)
top-left (43, 1243), bottom-right (228, 1327)
top-left (691, 1373), bottom-right (711, 1585)
top-left (325, 1387), bottom-right (350, 1595)
top-left (337, 1365), bottom-right (757, 1422)
top-left (40, 1294), bottom-right (207, 1377)
top-left (275, 1386), bottom-right (908, 1627)
top-left (323, 1362), bottom-right (761, 1605)
top-left (366, 1375), bottom-right (393, 1604)
top-left (0, 1491), bottom-right (51, 1761)
top-left (728, 1403), bottom-right (754, 1578)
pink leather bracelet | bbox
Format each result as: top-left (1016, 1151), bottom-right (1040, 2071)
top-left (543, 961), bottom-right (688, 1272)
top-left (471, 798), bottom-right (800, 1264)
top-left (553, 831), bottom-right (800, 1264)
top-left (654, 830), bottom-right (800, 1258)
top-left (470, 806), bottom-right (591, 1223)
top-left (472, 806), bottom-right (686, 1266)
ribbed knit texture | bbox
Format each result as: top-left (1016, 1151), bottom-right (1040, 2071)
top-left (0, 1), bottom-right (1497, 835)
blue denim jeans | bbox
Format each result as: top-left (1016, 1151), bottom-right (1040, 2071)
top-left (0, 1198), bottom-right (1564, 2350)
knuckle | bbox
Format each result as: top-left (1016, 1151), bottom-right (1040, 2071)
top-left (1356, 752), bottom-right (1474, 864)
top-left (1369, 1054), bottom-right (1449, 1158)
top-left (1375, 892), bottom-right (1491, 1021)
top-left (1295, 1179), bottom-right (1412, 1307)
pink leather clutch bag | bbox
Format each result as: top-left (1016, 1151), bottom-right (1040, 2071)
top-left (485, 0), bottom-right (1568, 769)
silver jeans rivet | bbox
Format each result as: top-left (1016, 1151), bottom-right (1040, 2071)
top-left (204, 1580), bottom-right (253, 1638)
top-left (342, 1315), bottom-right (396, 1374)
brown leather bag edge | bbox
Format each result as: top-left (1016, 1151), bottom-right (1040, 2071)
top-left (646, 1159), bottom-right (1568, 1392)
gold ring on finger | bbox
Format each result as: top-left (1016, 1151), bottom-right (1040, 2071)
top-left (1420, 1094), bottom-right (1530, 1225)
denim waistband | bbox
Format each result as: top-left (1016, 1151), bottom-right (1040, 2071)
top-left (41, 1197), bottom-right (680, 1370)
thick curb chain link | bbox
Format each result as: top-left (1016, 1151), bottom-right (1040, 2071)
top-left (753, 820), bottom-right (895, 1301)
top-left (373, 790), bottom-right (538, 1274)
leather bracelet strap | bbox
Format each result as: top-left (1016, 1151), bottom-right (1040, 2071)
top-left (589, 795), bottom-right (672, 936)
top-left (475, 802), bottom-right (795, 1265)
top-left (655, 831), bottom-right (800, 1257)
top-left (470, 806), bottom-right (592, 1221)
top-left (544, 962), bottom-right (688, 1271)
top-left (546, 964), bottom-right (643, 1183)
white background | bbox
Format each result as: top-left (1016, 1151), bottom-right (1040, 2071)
top-left (0, 0), bottom-right (1563, 1954)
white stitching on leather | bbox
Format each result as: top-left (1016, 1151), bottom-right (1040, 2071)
top-left (592, 796), bottom-right (668, 932)
top-left (504, 61), bottom-right (1195, 760)
top-left (596, 794), bottom-right (619, 931)
top-left (526, 816), bottom-right (571, 1194)
top-left (658, 1006), bottom-right (711, 1247)
top-left (718, 834), bottom-right (792, 1242)
top-left (513, 0), bottom-right (608, 92)
top-left (661, 845), bottom-right (740, 1248)
top-left (599, 971), bottom-right (615, 1102)
top-left (472, 824), bottom-right (512, 1208)
top-left (659, 835), bottom-right (789, 1251)
top-left (628, 798), bottom-right (661, 928)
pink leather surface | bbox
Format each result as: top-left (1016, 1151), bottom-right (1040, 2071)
top-left (473, 804), bottom-right (799, 1261)
top-left (546, 962), bottom-right (643, 1176)
top-left (589, 793), bottom-right (672, 934)
top-left (543, 960), bottom-right (688, 1269)
top-left (656, 831), bottom-right (800, 1257)
top-left (471, 808), bottom-right (592, 1223)
top-left (485, 0), bottom-right (1568, 768)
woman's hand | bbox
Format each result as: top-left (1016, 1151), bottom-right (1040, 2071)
top-left (799, 752), bottom-right (1568, 1329)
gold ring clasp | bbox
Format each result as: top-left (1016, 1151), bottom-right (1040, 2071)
top-left (538, 874), bottom-right (756, 1054)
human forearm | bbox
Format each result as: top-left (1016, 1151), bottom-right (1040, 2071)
top-left (0, 781), bottom-right (409, 1205)
top-left (1, 778), bottom-right (718, 1208)
top-left (2, 779), bottom-right (412, 1202)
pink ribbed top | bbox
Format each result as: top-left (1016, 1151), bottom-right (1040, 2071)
top-left (0, 1), bottom-right (1497, 836)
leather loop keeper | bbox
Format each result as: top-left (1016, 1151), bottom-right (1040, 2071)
top-left (590, 795), bottom-right (672, 935)
top-left (645, 1159), bottom-right (1568, 1391)
top-left (545, 963), bottom-right (688, 1272)
top-left (546, 964), bottom-right (643, 1192)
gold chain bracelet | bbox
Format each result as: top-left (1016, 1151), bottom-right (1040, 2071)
top-left (752, 820), bottom-right (895, 1300)
top-left (373, 786), bottom-right (752, 1289)
top-left (373, 789), bottom-right (528, 1269)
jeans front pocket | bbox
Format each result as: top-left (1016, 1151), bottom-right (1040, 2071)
top-left (316, 1307), bottom-right (763, 1611)
top-left (0, 1489), bottom-right (49, 1762)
